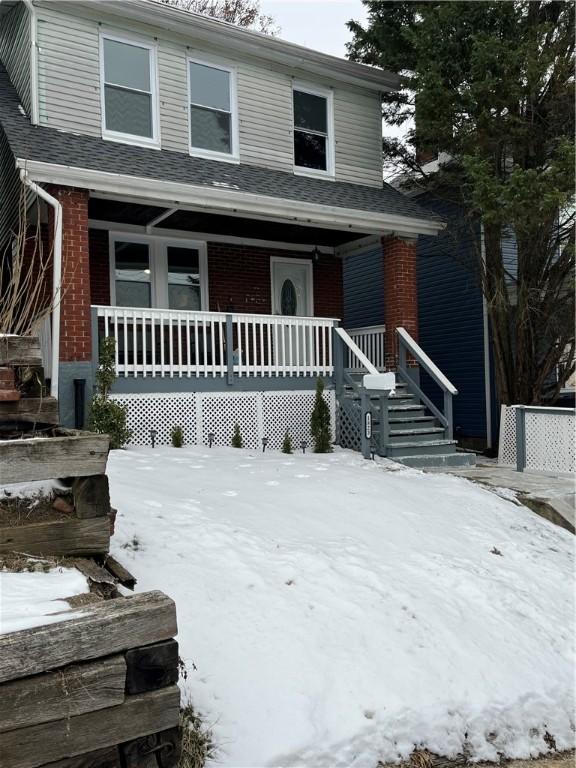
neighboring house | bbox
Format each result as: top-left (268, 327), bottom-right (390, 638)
top-left (0, 0), bottom-right (470, 465)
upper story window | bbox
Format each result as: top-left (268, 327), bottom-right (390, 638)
top-left (293, 83), bottom-right (334, 177)
top-left (188, 59), bottom-right (238, 160)
top-left (100, 34), bottom-right (159, 147)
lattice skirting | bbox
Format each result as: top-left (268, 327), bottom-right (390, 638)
top-left (112, 390), bottom-right (336, 450)
top-left (498, 405), bottom-right (575, 473)
top-left (337, 400), bottom-right (361, 452)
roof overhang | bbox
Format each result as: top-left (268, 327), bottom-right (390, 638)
top-left (33, 0), bottom-right (399, 94)
top-left (17, 159), bottom-right (444, 238)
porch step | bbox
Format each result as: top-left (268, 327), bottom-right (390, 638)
top-left (388, 427), bottom-right (445, 443)
top-left (393, 452), bottom-right (477, 469)
top-left (388, 415), bottom-right (437, 425)
top-left (386, 439), bottom-right (459, 458)
top-left (387, 404), bottom-right (427, 414)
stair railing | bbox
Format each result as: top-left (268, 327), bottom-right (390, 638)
top-left (333, 327), bottom-right (388, 456)
top-left (396, 327), bottom-right (458, 440)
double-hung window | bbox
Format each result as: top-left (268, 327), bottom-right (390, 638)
top-left (101, 34), bottom-right (159, 146)
top-left (188, 59), bottom-right (237, 160)
top-left (293, 84), bottom-right (334, 176)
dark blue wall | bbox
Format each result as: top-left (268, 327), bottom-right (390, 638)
top-left (343, 244), bottom-right (384, 328)
top-left (416, 194), bottom-right (488, 440)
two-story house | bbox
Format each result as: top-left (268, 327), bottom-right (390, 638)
top-left (0, 0), bottom-right (472, 465)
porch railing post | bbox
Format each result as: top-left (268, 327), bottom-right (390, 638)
top-left (515, 405), bottom-right (526, 472)
top-left (398, 336), bottom-right (407, 372)
top-left (444, 390), bottom-right (454, 441)
top-left (333, 324), bottom-right (344, 397)
top-left (226, 314), bottom-right (234, 385)
top-left (360, 389), bottom-right (371, 460)
top-left (90, 306), bottom-right (99, 389)
top-left (379, 392), bottom-right (389, 456)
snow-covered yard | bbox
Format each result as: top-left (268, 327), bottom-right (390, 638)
top-left (108, 446), bottom-right (574, 768)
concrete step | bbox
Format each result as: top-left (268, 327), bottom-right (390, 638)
top-left (386, 439), bottom-right (458, 458)
top-left (393, 452), bottom-right (477, 469)
top-left (388, 427), bottom-right (446, 443)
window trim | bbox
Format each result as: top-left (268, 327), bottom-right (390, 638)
top-left (187, 56), bottom-right (239, 163)
top-left (109, 232), bottom-right (209, 310)
top-left (99, 31), bottom-right (161, 149)
top-left (292, 80), bottom-right (335, 179)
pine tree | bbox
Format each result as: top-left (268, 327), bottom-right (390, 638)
top-left (281, 429), bottom-right (293, 454)
top-left (171, 425), bottom-right (184, 448)
top-left (232, 423), bottom-right (243, 448)
top-left (88, 337), bottom-right (132, 449)
top-left (310, 378), bottom-right (332, 453)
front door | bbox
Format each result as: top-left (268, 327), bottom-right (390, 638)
top-left (271, 258), bottom-right (313, 369)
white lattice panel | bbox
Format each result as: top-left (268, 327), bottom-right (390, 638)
top-left (112, 393), bottom-right (197, 447)
top-left (498, 404), bottom-right (575, 473)
top-left (112, 390), bottom-right (336, 450)
top-left (261, 390), bottom-right (335, 450)
top-left (199, 392), bottom-right (260, 450)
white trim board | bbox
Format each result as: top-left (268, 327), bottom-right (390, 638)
top-left (18, 159), bottom-right (444, 237)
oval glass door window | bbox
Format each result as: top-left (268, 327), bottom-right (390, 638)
top-left (281, 279), bottom-right (298, 315)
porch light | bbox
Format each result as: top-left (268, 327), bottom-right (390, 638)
top-left (312, 246), bottom-right (321, 263)
top-left (262, 437), bottom-right (269, 453)
top-left (208, 432), bottom-right (215, 448)
top-left (150, 429), bottom-right (157, 448)
top-left (300, 440), bottom-right (308, 454)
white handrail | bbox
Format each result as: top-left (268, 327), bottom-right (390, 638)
top-left (396, 327), bottom-right (458, 395)
top-left (335, 327), bottom-right (378, 375)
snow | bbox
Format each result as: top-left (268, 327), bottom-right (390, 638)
top-left (0, 567), bottom-right (89, 635)
top-left (108, 446), bottom-right (575, 767)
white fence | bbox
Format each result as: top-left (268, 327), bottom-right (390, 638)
top-left (112, 389), bottom-right (336, 450)
top-left (345, 325), bottom-right (386, 371)
top-left (498, 404), bottom-right (575, 474)
top-left (93, 306), bottom-right (336, 379)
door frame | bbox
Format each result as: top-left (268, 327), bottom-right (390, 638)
top-left (270, 256), bottom-right (314, 317)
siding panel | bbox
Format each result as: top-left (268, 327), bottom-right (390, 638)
top-left (0, 3), bottom-right (31, 115)
top-left (343, 245), bottom-right (384, 328)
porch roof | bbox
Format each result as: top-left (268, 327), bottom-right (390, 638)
top-left (0, 64), bottom-right (443, 238)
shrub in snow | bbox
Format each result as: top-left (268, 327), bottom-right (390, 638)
top-left (311, 377), bottom-right (332, 453)
top-left (171, 425), bottom-right (184, 448)
top-left (88, 337), bottom-right (132, 450)
top-left (281, 430), bottom-right (293, 454)
top-left (232, 423), bottom-right (243, 448)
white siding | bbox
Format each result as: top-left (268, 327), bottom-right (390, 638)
top-left (37, 7), bottom-right (101, 135)
top-left (33, 6), bottom-right (383, 186)
top-left (0, 2), bottom-right (31, 115)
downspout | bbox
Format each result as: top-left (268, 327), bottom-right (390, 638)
top-left (20, 170), bottom-right (61, 398)
top-left (480, 221), bottom-right (493, 449)
top-left (21, 0), bottom-right (39, 125)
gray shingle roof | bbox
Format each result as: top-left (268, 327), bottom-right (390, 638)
top-left (0, 64), bottom-right (442, 226)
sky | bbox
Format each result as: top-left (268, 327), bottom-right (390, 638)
top-left (259, 0), bottom-right (368, 58)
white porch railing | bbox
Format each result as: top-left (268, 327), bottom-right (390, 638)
top-left (345, 325), bottom-right (386, 371)
top-left (92, 306), bottom-right (336, 379)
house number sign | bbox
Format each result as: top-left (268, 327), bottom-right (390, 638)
top-left (364, 411), bottom-right (372, 439)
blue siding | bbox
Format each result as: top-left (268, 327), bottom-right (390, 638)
top-left (343, 245), bottom-right (384, 328)
top-left (416, 194), bottom-right (488, 440)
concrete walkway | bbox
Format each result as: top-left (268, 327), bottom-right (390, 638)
top-left (427, 461), bottom-right (575, 533)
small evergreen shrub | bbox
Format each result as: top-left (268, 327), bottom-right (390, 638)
top-left (171, 425), bottom-right (184, 448)
top-left (88, 337), bottom-right (132, 450)
top-left (311, 377), bottom-right (332, 453)
top-left (281, 430), bottom-right (293, 454)
top-left (232, 423), bottom-right (243, 448)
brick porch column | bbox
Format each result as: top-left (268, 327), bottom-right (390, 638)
top-left (47, 187), bottom-right (91, 362)
top-left (47, 186), bottom-right (92, 427)
top-left (383, 235), bottom-right (418, 369)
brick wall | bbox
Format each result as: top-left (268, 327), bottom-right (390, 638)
top-left (89, 228), bottom-right (110, 306)
top-left (47, 187), bottom-right (91, 362)
top-left (383, 235), bottom-right (418, 368)
top-left (208, 242), bottom-right (342, 318)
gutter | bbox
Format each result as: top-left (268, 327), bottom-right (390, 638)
top-left (16, 159), bottom-right (445, 238)
top-left (20, 170), bottom-right (61, 399)
top-left (21, 0), bottom-right (39, 125)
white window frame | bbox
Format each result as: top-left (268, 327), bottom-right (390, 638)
top-left (292, 80), bottom-right (335, 180)
top-left (99, 31), bottom-right (161, 149)
top-left (109, 233), bottom-right (209, 310)
top-left (187, 56), bottom-right (239, 163)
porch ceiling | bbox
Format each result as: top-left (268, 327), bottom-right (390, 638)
top-left (88, 198), bottom-right (365, 247)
